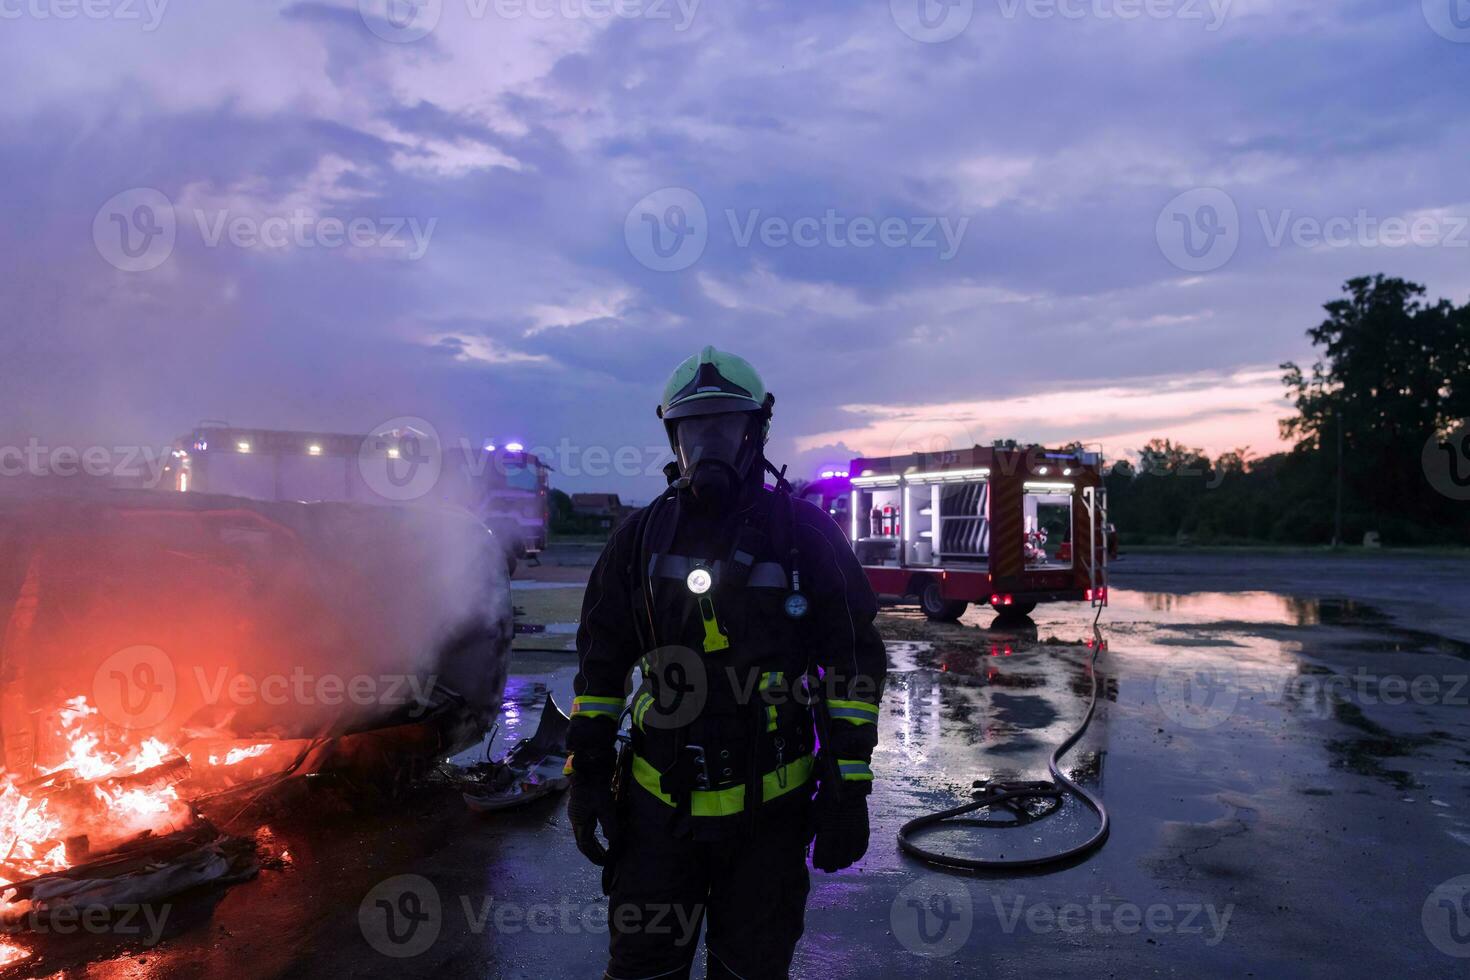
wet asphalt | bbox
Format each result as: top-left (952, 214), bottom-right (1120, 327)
top-left (13, 548), bottom-right (1470, 979)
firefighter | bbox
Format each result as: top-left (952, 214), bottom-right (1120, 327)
top-left (565, 347), bottom-right (887, 979)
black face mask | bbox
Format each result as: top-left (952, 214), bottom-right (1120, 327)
top-left (674, 413), bottom-right (758, 508)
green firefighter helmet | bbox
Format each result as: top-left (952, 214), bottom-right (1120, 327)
top-left (657, 345), bottom-right (774, 429)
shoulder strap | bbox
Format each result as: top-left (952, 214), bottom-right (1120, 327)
top-left (627, 491), bottom-right (676, 653)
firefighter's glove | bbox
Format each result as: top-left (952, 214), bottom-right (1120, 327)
top-left (811, 790), bottom-right (870, 873)
top-left (567, 756), bottom-right (620, 867)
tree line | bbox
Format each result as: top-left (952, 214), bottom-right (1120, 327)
top-left (1105, 275), bottom-right (1470, 547)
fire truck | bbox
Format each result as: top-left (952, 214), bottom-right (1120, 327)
top-left (800, 446), bottom-right (1111, 620)
top-left (162, 423), bottom-right (550, 559)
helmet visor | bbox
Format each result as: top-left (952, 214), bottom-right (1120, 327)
top-left (675, 412), bottom-right (757, 474)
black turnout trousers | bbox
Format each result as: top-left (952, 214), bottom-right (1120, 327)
top-left (602, 785), bottom-right (814, 980)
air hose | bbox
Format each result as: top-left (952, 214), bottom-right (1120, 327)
top-left (896, 607), bottom-right (1110, 873)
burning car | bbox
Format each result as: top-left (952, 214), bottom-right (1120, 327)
top-left (0, 479), bottom-right (513, 963)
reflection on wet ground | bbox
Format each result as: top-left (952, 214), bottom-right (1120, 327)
top-left (34, 554), bottom-right (1470, 979)
top-left (855, 576), bottom-right (1470, 974)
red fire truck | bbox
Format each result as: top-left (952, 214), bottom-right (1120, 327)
top-left (800, 446), bottom-right (1111, 620)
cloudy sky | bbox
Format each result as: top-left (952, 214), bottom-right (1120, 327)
top-left (3, 0), bottom-right (1469, 499)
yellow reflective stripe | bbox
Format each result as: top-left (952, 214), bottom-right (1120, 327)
top-left (632, 692), bottom-right (655, 730)
top-left (765, 705), bottom-right (778, 733)
top-left (758, 671), bottom-right (783, 691)
top-left (828, 699), bottom-right (879, 726)
top-left (837, 758), bottom-right (873, 781)
top-left (699, 595), bottom-right (730, 653)
top-left (572, 695), bottom-right (624, 718)
top-left (631, 754), bottom-right (814, 817)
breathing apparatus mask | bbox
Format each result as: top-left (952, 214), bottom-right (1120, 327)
top-left (672, 411), bottom-right (761, 509)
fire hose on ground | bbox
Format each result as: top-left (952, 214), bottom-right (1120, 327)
top-left (896, 605), bottom-right (1110, 873)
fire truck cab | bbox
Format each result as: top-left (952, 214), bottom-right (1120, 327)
top-left (833, 445), bottom-right (1110, 621)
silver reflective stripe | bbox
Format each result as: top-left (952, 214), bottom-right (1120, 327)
top-left (650, 553), bottom-right (787, 589)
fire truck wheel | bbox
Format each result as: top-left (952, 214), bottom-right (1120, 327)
top-left (992, 600), bottom-right (1037, 617)
top-left (919, 581), bottom-right (968, 622)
